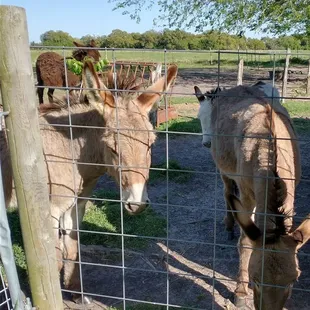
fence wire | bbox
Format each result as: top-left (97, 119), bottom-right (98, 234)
top-left (10, 46), bottom-right (310, 309)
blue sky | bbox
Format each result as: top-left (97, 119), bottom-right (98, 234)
top-left (1, 0), bottom-right (262, 42)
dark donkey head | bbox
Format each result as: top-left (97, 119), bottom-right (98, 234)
top-left (72, 40), bottom-right (101, 62)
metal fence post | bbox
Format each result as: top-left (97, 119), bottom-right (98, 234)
top-left (0, 113), bottom-right (24, 310)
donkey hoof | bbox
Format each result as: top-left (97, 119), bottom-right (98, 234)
top-left (72, 294), bottom-right (93, 305)
top-left (227, 230), bottom-right (235, 240)
top-left (234, 296), bottom-right (251, 309)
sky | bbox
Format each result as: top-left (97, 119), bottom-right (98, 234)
top-left (1, 0), bottom-right (263, 42)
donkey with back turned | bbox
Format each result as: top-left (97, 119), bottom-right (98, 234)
top-left (194, 83), bottom-right (310, 309)
top-left (35, 39), bottom-right (101, 104)
top-left (3, 59), bottom-right (178, 304)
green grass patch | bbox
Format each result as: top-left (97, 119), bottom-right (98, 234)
top-left (80, 190), bottom-right (166, 249)
top-left (283, 100), bottom-right (310, 118)
top-left (32, 49), bottom-right (309, 70)
top-left (169, 97), bottom-right (198, 105)
top-left (158, 116), bottom-right (201, 133)
top-left (3, 190), bottom-right (166, 286)
top-left (282, 100), bottom-right (310, 134)
top-left (150, 159), bottom-right (194, 184)
top-left (0, 208), bottom-right (28, 287)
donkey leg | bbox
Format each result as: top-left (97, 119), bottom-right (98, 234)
top-left (222, 175), bottom-right (236, 240)
top-left (234, 193), bottom-right (254, 308)
top-left (61, 200), bottom-right (93, 305)
top-left (234, 230), bottom-right (253, 307)
top-left (51, 205), bottom-right (64, 273)
top-left (47, 88), bottom-right (55, 103)
top-left (37, 86), bottom-right (44, 105)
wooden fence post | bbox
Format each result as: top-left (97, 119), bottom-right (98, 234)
top-left (237, 58), bottom-right (244, 86)
top-left (306, 59), bottom-right (310, 95)
top-left (0, 6), bottom-right (63, 309)
top-left (282, 48), bottom-right (291, 103)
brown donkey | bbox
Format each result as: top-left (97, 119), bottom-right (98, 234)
top-left (3, 60), bottom-right (177, 304)
top-left (35, 40), bottom-right (101, 104)
top-left (196, 85), bottom-right (310, 309)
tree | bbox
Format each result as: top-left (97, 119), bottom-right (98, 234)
top-left (105, 29), bottom-right (136, 48)
top-left (139, 30), bottom-right (160, 48)
top-left (109, 0), bottom-right (310, 36)
top-left (40, 30), bottom-right (75, 46)
top-left (157, 29), bottom-right (191, 49)
top-left (80, 35), bottom-right (107, 47)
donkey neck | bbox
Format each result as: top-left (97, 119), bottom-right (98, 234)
top-left (40, 105), bottom-right (108, 164)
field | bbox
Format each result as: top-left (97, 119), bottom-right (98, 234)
top-left (7, 48), bottom-right (310, 309)
top-left (31, 48), bottom-right (310, 69)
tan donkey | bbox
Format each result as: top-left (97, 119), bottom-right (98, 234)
top-left (194, 84), bottom-right (310, 309)
top-left (2, 60), bottom-right (177, 305)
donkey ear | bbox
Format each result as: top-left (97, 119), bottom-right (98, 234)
top-left (292, 215), bottom-right (310, 249)
top-left (215, 86), bottom-right (222, 93)
top-left (194, 86), bottom-right (205, 102)
top-left (89, 39), bottom-right (96, 47)
top-left (137, 64), bottom-right (178, 114)
top-left (228, 194), bottom-right (262, 241)
top-left (73, 41), bottom-right (84, 47)
top-left (82, 59), bottom-right (115, 109)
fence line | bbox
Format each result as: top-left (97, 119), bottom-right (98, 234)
top-left (2, 33), bottom-right (310, 310)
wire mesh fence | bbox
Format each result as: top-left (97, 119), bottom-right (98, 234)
top-left (5, 45), bottom-right (310, 309)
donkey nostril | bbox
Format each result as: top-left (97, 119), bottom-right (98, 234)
top-left (203, 141), bottom-right (211, 148)
top-left (127, 202), bottom-right (133, 211)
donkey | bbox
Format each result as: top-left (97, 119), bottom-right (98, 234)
top-left (194, 84), bottom-right (310, 309)
top-left (194, 81), bottom-right (281, 240)
top-left (3, 60), bottom-right (178, 304)
top-left (35, 40), bottom-right (101, 104)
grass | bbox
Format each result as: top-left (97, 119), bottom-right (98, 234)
top-left (30, 48), bottom-right (310, 70)
top-left (80, 189), bottom-right (166, 249)
top-left (169, 97), bottom-right (198, 105)
top-left (150, 159), bottom-right (194, 184)
top-left (283, 100), bottom-right (310, 118)
top-left (3, 189), bottom-right (166, 288)
top-left (0, 208), bottom-right (28, 287)
top-left (158, 117), bottom-right (201, 133)
top-left (155, 99), bottom-right (310, 135)
top-left (283, 100), bottom-right (310, 134)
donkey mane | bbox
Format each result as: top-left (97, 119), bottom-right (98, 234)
top-left (206, 86), bottom-right (222, 101)
top-left (264, 104), bottom-right (294, 242)
top-left (39, 71), bottom-right (144, 116)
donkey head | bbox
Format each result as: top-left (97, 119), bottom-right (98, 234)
top-left (73, 40), bottom-right (101, 62)
top-left (228, 194), bottom-right (310, 310)
top-left (82, 60), bottom-right (178, 214)
top-left (194, 86), bottom-right (222, 148)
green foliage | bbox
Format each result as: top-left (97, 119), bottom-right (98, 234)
top-left (110, 0), bottom-right (310, 36)
top-left (66, 58), bottom-right (109, 75)
top-left (105, 29), bottom-right (138, 48)
top-left (80, 34), bottom-right (107, 47)
top-left (38, 28), bottom-right (310, 51)
top-left (40, 30), bottom-right (75, 46)
top-left (81, 189), bottom-right (166, 249)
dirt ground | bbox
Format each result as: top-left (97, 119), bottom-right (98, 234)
top-left (46, 66), bottom-right (310, 310)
